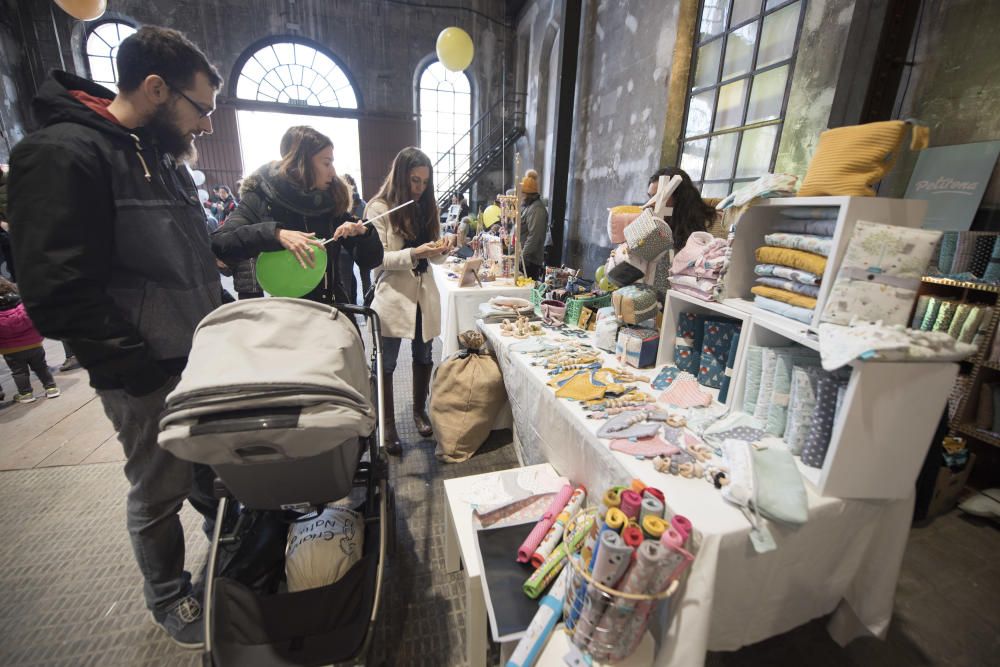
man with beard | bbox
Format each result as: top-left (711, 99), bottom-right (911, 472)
top-left (8, 27), bottom-right (223, 649)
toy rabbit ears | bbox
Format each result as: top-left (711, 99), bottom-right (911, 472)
top-left (644, 174), bottom-right (681, 218)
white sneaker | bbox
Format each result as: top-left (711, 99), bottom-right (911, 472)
top-left (45, 387), bottom-right (61, 399)
top-left (14, 392), bottom-right (36, 404)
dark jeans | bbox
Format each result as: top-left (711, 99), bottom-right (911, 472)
top-left (525, 261), bottom-right (544, 281)
top-left (380, 308), bottom-right (433, 373)
top-left (337, 248), bottom-right (372, 306)
top-left (4, 347), bottom-right (55, 394)
top-left (97, 377), bottom-right (219, 613)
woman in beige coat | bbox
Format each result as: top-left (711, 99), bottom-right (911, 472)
top-left (366, 147), bottom-right (451, 455)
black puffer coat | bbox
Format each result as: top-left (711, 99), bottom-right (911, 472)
top-left (212, 163), bottom-right (383, 305)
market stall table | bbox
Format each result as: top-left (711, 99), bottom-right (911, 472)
top-left (480, 321), bottom-right (914, 666)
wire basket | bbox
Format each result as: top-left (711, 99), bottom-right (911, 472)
top-left (561, 507), bottom-right (681, 664)
top-left (565, 293), bottom-right (612, 326)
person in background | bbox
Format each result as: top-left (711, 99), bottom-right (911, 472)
top-left (0, 167), bottom-right (13, 282)
top-left (646, 166), bottom-right (718, 251)
top-left (340, 173), bottom-right (371, 304)
top-left (0, 278), bottom-right (60, 403)
top-left (211, 126), bottom-right (381, 307)
top-left (518, 169), bottom-right (548, 280)
top-left (213, 185), bottom-right (237, 222)
top-left (60, 341), bottom-right (80, 371)
top-left (366, 147), bottom-right (451, 455)
top-left (8, 26), bottom-right (224, 648)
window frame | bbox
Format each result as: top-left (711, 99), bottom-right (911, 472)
top-left (416, 59), bottom-right (473, 198)
top-left (84, 19), bottom-right (138, 92)
top-left (679, 0), bottom-right (807, 197)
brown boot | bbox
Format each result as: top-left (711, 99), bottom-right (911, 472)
top-left (413, 362), bottom-right (434, 438)
top-left (381, 373), bottom-right (403, 455)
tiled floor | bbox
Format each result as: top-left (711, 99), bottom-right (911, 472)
top-left (1, 340), bottom-right (998, 665)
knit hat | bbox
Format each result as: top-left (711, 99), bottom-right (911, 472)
top-left (520, 169), bottom-right (540, 194)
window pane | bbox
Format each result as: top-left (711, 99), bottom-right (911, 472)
top-left (693, 40), bottom-right (722, 89)
top-left (722, 21), bottom-right (758, 80)
top-left (705, 133), bottom-right (739, 180)
top-left (681, 139), bottom-right (708, 181)
top-left (89, 57), bottom-right (115, 84)
top-left (766, 0), bottom-right (792, 12)
top-left (700, 0), bottom-right (729, 40)
top-left (714, 79), bottom-right (746, 130)
top-left (745, 65), bottom-right (788, 123)
top-left (735, 125), bottom-right (778, 177)
top-left (701, 182), bottom-right (732, 199)
top-left (758, 2), bottom-right (800, 68)
top-left (686, 89), bottom-right (716, 137)
top-left (731, 0), bottom-right (762, 26)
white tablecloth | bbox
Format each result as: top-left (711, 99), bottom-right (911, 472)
top-left (480, 322), bottom-right (913, 666)
top-left (433, 263), bottom-right (533, 358)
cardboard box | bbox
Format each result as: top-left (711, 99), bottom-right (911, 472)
top-left (927, 453), bottom-right (976, 519)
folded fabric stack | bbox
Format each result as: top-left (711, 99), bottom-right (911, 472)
top-left (931, 231), bottom-right (1000, 282)
top-left (749, 208), bottom-right (837, 323)
top-left (910, 296), bottom-right (993, 346)
top-left (673, 312), bottom-right (742, 393)
top-left (669, 232), bottom-right (731, 301)
top-left (742, 344), bottom-right (848, 467)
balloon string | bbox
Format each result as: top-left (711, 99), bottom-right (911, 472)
top-left (321, 199), bottom-right (416, 246)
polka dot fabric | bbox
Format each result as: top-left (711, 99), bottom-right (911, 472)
top-left (970, 235), bottom-right (997, 278)
top-left (800, 372), bottom-right (849, 469)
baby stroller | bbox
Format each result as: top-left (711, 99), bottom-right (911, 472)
top-left (158, 298), bottom-right (394, 666)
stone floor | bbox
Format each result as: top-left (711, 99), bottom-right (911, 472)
top-left (0, 339), bottom-right (998, 665)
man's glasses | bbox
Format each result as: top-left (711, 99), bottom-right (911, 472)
top-left (166, 82), bottom-right (214, 119)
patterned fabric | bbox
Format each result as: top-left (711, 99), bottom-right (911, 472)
top-left (763, 232), bottom-right (834, 257)
top-left (948, 303), bottom-right (973, 339)
top-left (754, 295), bottom-right (813, 324)
top-left (674, 312), bottom-right (703, 374)
top-left (911, 295), bottom-right (932, 330)
top-left (784, 367), bottom-right (819, 455)
top-left (951, 233), bottom-right (974, 275)
top-left (670, 232), bottom-right (729, 277)
top-left (698, 319), bottom-right (740, 388)
top-left (800, 372), bottom-right (849, 469)
top-left (742, 345), bottom-right (765, 414)
top-left (920, 297), bottom-right (941, 331)
top-left (773, 218), bottom-right (838, 236)
top-left (755, 246), bottom-right (828, 275)
top-left (702, 411), bottom-right (766, 446)
top-left (754, 263), bottom-right (822, 286)
top-left (936, 232), bottom-right (958, 274)
top-left (659, 371), bottom-right (713, 407)
top-left (766, 351), bottom-right (820, 436)
top-left (717, 329), bottom-right (742, 404)
top-left (670, 284), bottom-right (715, 301)
top-left (717, 173), bottom-right (799, 209)
top-left (971, 307), bottom-right (995, 348)
top-left (816, 322), bottom-right (976, 370)
top-left (670, 273), bottom-right (720, 294)
top-left (970, 235), bottom-right (997, 278)
top-left (983, 238), bottom-right (1000, 282)
top-left (821, 221), bottom-right (942, 326)
top-left (753, 348), bottom-right (783, 421)
top-left (651, 365), bottom-right (680, 390)
top-left (609, 435), bottom-right (680, 458)
top-left (751, 285), bottom-right (818, 309)
top-left (959, 306), bottom-right (986, 344)
top-left (933, 300), bottom-right (957, 333)
top-left (779, 207), bottom-right (839, 221)
top-left (755, 276), bottom-right (820, 298)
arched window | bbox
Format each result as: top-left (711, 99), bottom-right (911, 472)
top-left (86, 21), bottom-right (137, 92)
top-left (236, 41), bottom-right (358, 109)
top-left (418, 61), bottom-right (471, 196)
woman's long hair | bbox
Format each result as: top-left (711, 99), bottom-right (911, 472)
top-left (276, 125), bottom-right (351, 214)
top-left (373, 146), bottom-right (440, 242)
top-left (648, 167), bottom-right (717, 249)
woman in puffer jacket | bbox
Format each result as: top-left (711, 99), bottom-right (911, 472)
top-left (211, 126), bottom-right (383, 306)
top-left (0, 277), bottom-right (59, 403)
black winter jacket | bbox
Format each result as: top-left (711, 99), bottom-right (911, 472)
top-left (211, 163), bottom-right (383, 305)
top-left (8, 71), bottom-right (221, 395)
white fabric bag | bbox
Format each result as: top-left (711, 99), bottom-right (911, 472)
top-left (285, 506), bottom-right (364, 592)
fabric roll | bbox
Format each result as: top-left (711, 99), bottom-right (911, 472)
top-left (530, 512), bottom-right (569, 568)
top-left (971, 307), bottom-right (995, 348)
top-left (937, 231), bottom-right (958, 274)
top-left (642, 487), bottom-right (664, 504)
top-left (800, 372), bottom-right (848, 469)
top-left (970, 234), bottom-right (997, 278)
top-left (524, 515), bottom-right (595, 599)
top-left (959, 306), bottom-right (985, 344)
top-left (698, 319), bottom-right (740, 388)
top-left (574, 531), bottom-right (633, 644)
top-left (717, 329), bottom-right (742, 404)
top-left (933, 300), bottom-right (957, 332)
top-left (948, 303), bottom-right (973, 339)
top-left (784, 366), bottom-right (820, 455)
top-left (920, 297), bottom-right (941, 331)
top-left (621, 525), bottom-right (644, 549)
top-left (742, 346), bottom-right (765, 414)
top-left (670, 515), bottom-right (692, 543)
top-left (604, 507), bottom-right (627, 533)
top-left (951, 232), bottom-right (974, 274)
top-left (751, 285), bottom-right (818, 309)
top-left (911, 295), bottom-right (932, 330)
top-left (517, 484), bottom-right (573, 562)
top-left (766, 351), bottom-right (819, 436)
top-left (983, 237), bottom-right (1000, 282)
top-left (639, 494), bottom-right (664, 523)
top-left (603, 488), bottom-right (623, 511)
top-left (563, 487), bottom-right (588, 523)
top-left (753, 348), bottom-right (782, 421)
top-left (618, 490), bottom-right (643, 520)
top-left (641, 515), bottom-right (668, 540)
top-left (661, 528), bottom-right (684, 551)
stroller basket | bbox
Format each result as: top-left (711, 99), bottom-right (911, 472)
top-left (158, 299), bottom-right (375, 509)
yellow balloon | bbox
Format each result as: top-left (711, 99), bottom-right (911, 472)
top-left (482, 204), bottom-right (501, 226)
top-left (54, 0), bottom-right (107, 20)
top-left (436, 27), bottom-right (474, 72)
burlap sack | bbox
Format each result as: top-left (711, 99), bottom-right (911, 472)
top-left (431, 331), bottom-right (507, 463)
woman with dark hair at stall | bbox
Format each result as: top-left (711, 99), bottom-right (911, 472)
top-left (647, 166), bottom-right (720, 250)
top-left (211, 125), bottom-right (383, 306)
top-left (366, 147), bottom-right (452, 455)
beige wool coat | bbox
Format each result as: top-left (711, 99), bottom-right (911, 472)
top-left (366, 199), bottom-right (446, 342)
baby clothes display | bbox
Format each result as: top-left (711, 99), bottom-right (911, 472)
top-left (668, 232), bottom-right (731, 301)
top-left (821, 221), bottom-right (941, 327)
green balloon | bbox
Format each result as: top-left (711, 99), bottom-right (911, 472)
top-left (256, 247), bottom-right (328, 298)
top-left (595, 265), bottom-right (606, 283)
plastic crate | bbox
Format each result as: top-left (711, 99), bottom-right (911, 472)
top-left (565, 293), bottom-right (612, 326)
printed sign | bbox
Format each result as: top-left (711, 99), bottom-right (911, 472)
top-left (904, 140), bottom-right (1000, 231)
